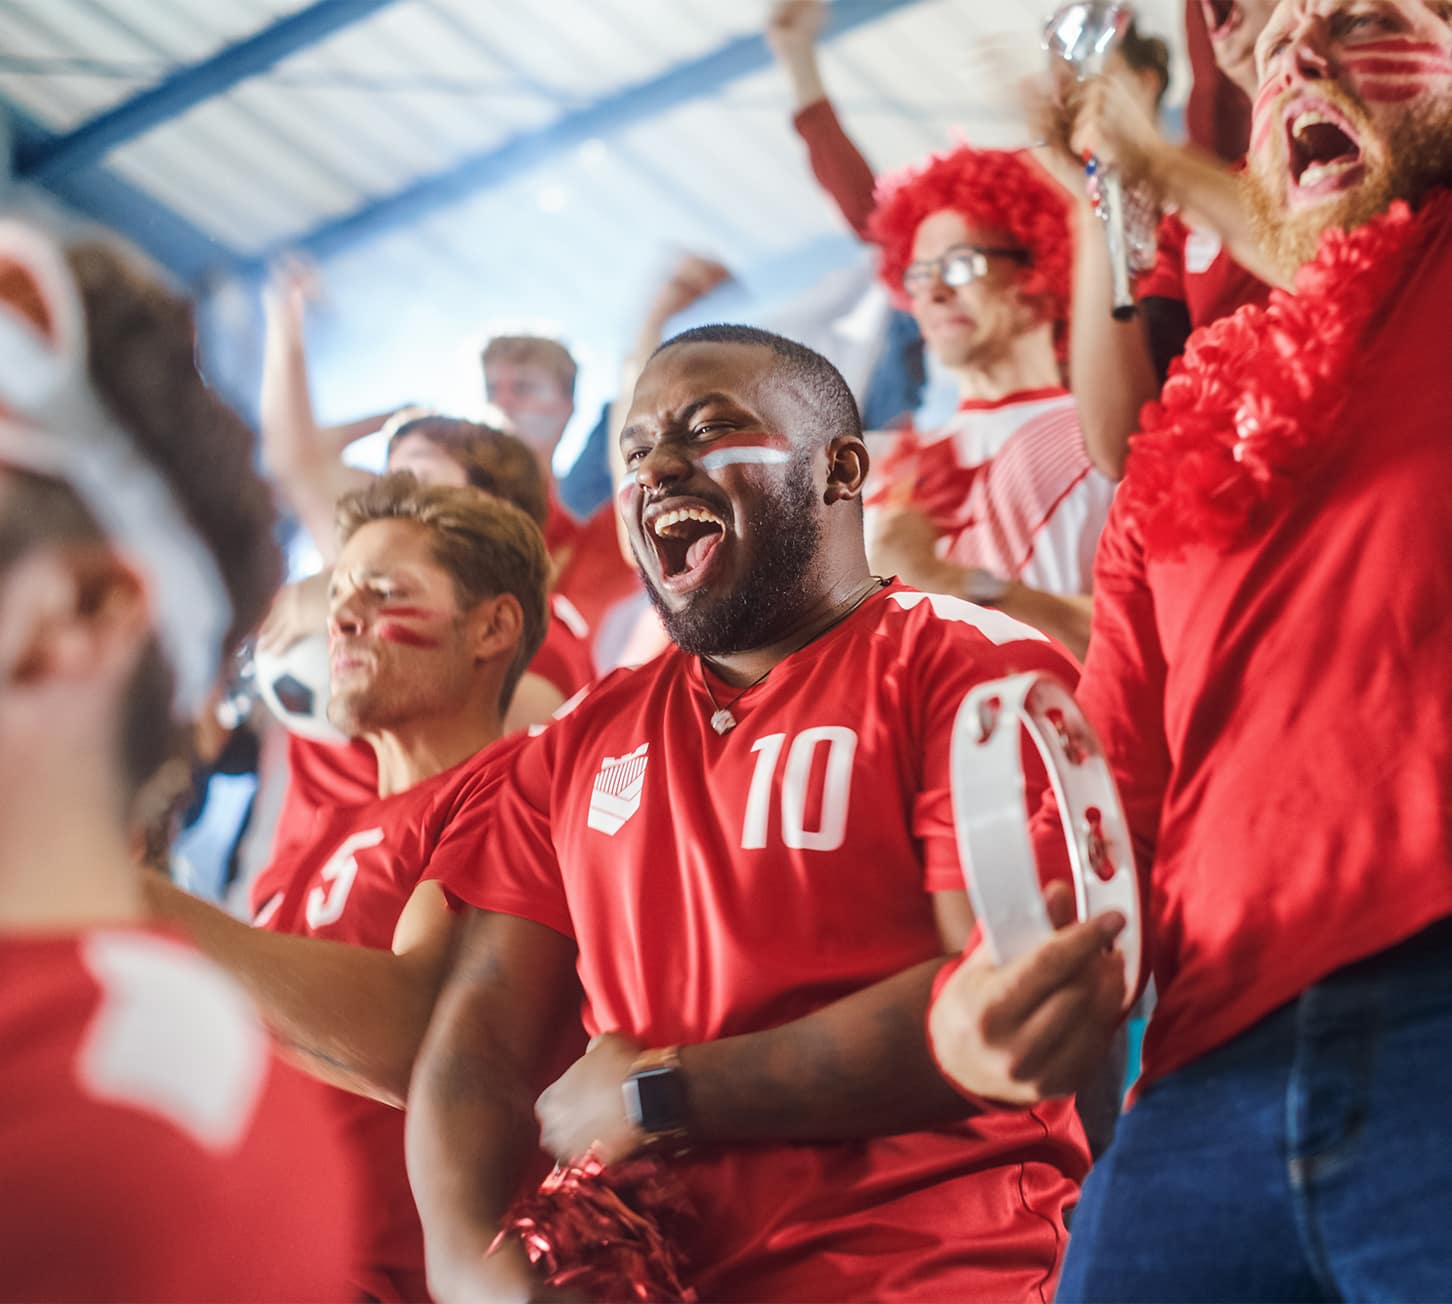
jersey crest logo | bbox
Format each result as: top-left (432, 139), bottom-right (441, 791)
top-left (587, 742), bottom-right (649, 836)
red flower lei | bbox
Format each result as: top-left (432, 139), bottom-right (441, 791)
top-left (1122, 190), bottom-right (1452, 554)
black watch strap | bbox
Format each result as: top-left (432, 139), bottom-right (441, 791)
top-left (623, 1046), bottom-right (690, 1144)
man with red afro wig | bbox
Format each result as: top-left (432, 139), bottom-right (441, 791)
top-left (866, 144), bottom-right (1114, 661)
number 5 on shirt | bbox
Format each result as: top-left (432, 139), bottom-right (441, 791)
top-left (305, 827), bottom-right (384, 929)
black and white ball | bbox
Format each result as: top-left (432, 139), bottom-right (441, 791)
top-left (253, 633), bottom-right (347, 744)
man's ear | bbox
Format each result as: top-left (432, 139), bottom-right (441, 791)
top-left (470, 591), bottom-right (525, 666)
top-left (824, 434), bottom-right (871, 506)
top-left (0, 544), bottom-right (150, 696)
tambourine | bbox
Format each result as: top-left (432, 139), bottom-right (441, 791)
top-left (950, 671), bottom-right (1142, 1008)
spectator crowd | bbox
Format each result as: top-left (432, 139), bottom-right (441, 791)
top-left (5, 0), bottom-right (1452, 1299)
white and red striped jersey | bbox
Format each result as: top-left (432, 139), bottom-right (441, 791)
top-left (878, 388), bottom-right (1115, 596)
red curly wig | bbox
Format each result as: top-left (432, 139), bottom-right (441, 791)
top-left (868, 145), bottom-right (1074, 349)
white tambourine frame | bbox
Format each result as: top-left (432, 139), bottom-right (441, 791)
top-left (949, 671), bottom-right (1142, 1007)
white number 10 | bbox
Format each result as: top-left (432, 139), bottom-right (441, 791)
top-left (741, 727), bottom-right (858, 851)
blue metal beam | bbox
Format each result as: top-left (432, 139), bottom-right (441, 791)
top-left (16, 0), bottom-right (401, 184)
top-left (259, 0), bottom-right (928, 273)
top-left (1, 96), bottom-right (235, 284)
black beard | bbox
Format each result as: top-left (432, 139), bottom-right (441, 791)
top-left (643, 455), bottom-right (823, 658)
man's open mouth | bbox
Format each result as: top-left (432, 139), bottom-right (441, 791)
top-left (644, 500), bottom-right (728, 593)
top-left (1203, 0), bottom-right (1239, 40)
top-left (1284, 99), bottom-right (1365, 197)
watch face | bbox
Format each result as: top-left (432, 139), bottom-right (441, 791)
top-left (628, 1065), bottom-right (688, 1136)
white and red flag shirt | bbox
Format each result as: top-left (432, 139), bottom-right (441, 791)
top-left (0, 928), bottom-right (357, 1302)
top-left (872, 388), bottom-right (1115, 595)
top-left (431, 582), bottom-right (1090, 1303)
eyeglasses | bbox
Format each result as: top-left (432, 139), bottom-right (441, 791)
top-left (901, 244), bottom-right (1032, 296)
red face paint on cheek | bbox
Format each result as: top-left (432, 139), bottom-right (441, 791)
top-left (1343, 37), bottom-right (1452, 100)
top-left (374, 605), bottom-right (438, 621)
top-left (376, 623), bottom-right (441, 649)
top-left (1251, 73), bottom-right (1292, 153)
top-left (697, 431), bottom-right (795, 475)
top-left (375, 605), bottom-right (446, 650)
top-left (1355, 80), bottom-right (1426, 99)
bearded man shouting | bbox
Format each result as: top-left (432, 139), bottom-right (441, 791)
top-left (928, 1), bottom-right (1452, 1298)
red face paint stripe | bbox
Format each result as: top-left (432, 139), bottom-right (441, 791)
top-left (1344, 39), bottom-right (1448, 56)
top-left (375, 623), bottom-right (441, 649)
top-left (1253, 77), bottom-right (1288, 120)
top-left (1354, 80), bottom-right (1425, 98)
top-left (375, 605), bottom-right (443, 621)
top-left (1344, 57), bottom-right (1452, 74)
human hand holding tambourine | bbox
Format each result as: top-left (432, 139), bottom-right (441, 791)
top-left (952, 671), bottom-right (1142, 993)
top-left (927, 672), bottom-right (1143, 1103)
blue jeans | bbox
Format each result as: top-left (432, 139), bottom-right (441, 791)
top-left (1058, 916), bottom-right (1452, 1303)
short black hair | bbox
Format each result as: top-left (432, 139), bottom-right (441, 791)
top-left (653, 323), bottom-right (863, 447)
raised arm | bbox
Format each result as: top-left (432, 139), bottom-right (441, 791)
top-left (1023, 79), bottom-right (1167, 482)
top-left (259, 262), bottom-right (386, 555)
top-left (610, 253), bottom-right (732, 565)
top-left (767, 0), bottom-right (879, 240)
top-left (1068, 75), bottom-right (1286, 288)
top-left (406, 910), bottom-right (578, 1303)
top-left (1066, 197), bottom-right (1167, 481)
top-left (144, 876), bottom-right (456, 1108)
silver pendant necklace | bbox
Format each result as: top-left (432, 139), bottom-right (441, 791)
top-left (700, 578), bottom-right (886, 735)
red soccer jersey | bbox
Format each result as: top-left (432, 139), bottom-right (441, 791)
top-left (250, 738), bottom-right (525, 1303)
top-left (542, 490), bottom-right (580, 560)
top-left (0, 927), bottom-right (356, 1303)
top-left (1079, 196), bottom-right (1452, 1089)
top-left (531, 594), bottom-right (595, 699)
top-left (433, 583), bottom-right (1090, 1302)
top-left (1135, 208), bottom-right (1271, 328)
top-left (551, 503), bottom-right (642, 654)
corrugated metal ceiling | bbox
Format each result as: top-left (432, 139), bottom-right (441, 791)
top-left (0, 0), bottom-right (1188, 445)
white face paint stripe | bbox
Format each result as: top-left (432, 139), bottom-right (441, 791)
top-left (699, 446), bottom-right (791, 471)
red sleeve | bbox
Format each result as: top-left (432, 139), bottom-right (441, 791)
top-left (423, 729), bottom-right (574, 939)
top-left (792, 98), bottom-right (878, 242)
top-left (1051, 494), bottom-right (1172, 904)
top-left (529, 612), bottom-right (594, 699)
top-left (1134, 210), bottom-right (1190, 304)
top-left (911, 619), bottom-right (1083, 895)
top-left (1184, 0), bottom-right (1251, 161)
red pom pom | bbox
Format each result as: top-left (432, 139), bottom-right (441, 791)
top-left (493, 1150), bottom-right (699, 1302)
top-left (1122, 192), bottom-right (1451, 554)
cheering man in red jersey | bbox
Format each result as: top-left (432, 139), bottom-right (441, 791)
top-left (0, 226), bottom-right (357, 1300)
top-left (934, 1), bottom-right (1452, 1298)
top-left (150, 473), bottom-right (551, 1302)
top-left (407, 324), bottom-right (1127, 1303)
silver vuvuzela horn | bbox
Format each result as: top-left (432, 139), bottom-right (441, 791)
top-left (1045, 1), bottom-right (1137, 320)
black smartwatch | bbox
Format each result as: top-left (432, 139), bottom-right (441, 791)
top-left (622, 1046), bottom-right (690, 1148)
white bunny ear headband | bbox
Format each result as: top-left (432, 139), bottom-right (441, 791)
top-left (0, 221), bottom-right (231, 719)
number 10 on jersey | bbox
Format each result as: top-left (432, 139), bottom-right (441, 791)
top-left (741, 727), bottom-right (859, 852)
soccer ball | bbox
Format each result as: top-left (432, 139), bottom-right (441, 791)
top-left (252, 633), bottom-right (348, 744)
